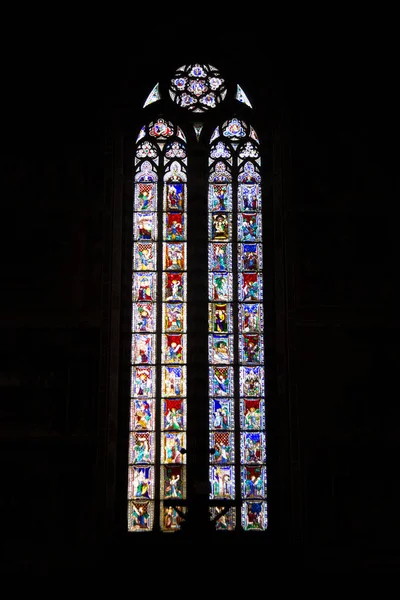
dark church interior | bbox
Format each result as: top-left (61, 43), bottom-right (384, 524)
top-left (2, 32), bottom-right (399, 575)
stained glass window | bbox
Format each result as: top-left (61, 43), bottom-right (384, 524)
top-left (128, 64), bottom-right (267, 534)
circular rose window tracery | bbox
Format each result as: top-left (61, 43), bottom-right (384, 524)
top-left (169, 64), bottom-right (227, 113)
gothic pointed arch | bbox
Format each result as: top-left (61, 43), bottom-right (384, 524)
top-left (127, 62), bottom-right (269, 535)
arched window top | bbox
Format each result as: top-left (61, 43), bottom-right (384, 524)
top-left (149, 119), bottom-right (175, 139)
top-left (164, 160), bottom-right (187, 183)
top-left (128, 61), bottom-right (267, 535)
top-left (238, 161), bottom-right (261, 183)
top-left (209, 161), bottom-right (232, 183)
top-left (135, 160), bottom-right (158, 182)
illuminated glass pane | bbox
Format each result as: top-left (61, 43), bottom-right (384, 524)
top-left (209, 366), bottom-right (234, 397)
top-left (210, 431), bottom-right (235, 463)
top-left (209, 302), bottom-right (232, 333)
top-left (132, 273), bottom-right (157, 302)
top-left (162, 366), bottom-right (186, 397)
top-left (237, 213), bottom-right (262, 242)
top-left (161, 465), bottom-right (186, 499)
top-left (211, 506), bottom-right (236, 530)
top-left (133, 242), bottom-right (157, 271)
top-left (136, 141), bottom-right (158, 160)
top-left (131, 333), bottom-right (156, 364)
top-left (162, 333), bottom-right (187, 364)
top-left (209, 398), bottom-right (234, 430)
top-left (241, 465), bottom-right (267, 498)
top-left (238, 183), bottom-right (261, 212)
top-left (208, 183), bottom-right (232, 212)
top-left (135, 182), bottom-right (157, 211)
top-left (238, 141), bottom-right (260, 160)
top-left (134, 212), bottom-right (158, 241)
top-left (165, 140), bottom-right (187, 160)
top-left (208, 333), bottom-right (234, 364)
top-left (163, 272), bottom-right (186, 302)
top-left (209, 272), bottom-right (232, 302)
top-left (209, 465), bottom-right (235, 499)
top-left (160, 505), bottom-right (186, 532)
top-left (222, 118), bottom-right (247, 139)
top-left (238, 303), bottom-right (263, 333)
top-left (164, 182), bottom-right (185, 211)
top-left (128, 501), bottom-right (154, 532)
top-left (163, 212), bottom-right (186, 240)
top-left (131, 366), bottom-right (155, 397)
top-left (236, 84), bottom-right (252, 108)
top-left (149, 118), bottom-right (174, 139)
top-left (240, 433), bottom-right (266, 464)
top-left (161, 432), bottom-right (187, 464)
top-left (169, 64), bottom-right (226, 113)
top-left (143, 83), bottom-right (160, 108)
top-left (163, 302), bottom-right (186, 332)
top-left (163, 242), bottom-right (186, 270)
top-left (237, 243), bottom-right (262, 271)
top-left (239, 333), bottom-right (264, 364)
top-left (209, 243), bottom-right (232, 271)
top-left (241, 501), bottom-right (268, 531)
top-left (239, 366), bottom-right (265, 397)
top-left (238, 272), bottom-right (263, 302)
top-left (128, 466), bottom-right (154, 499)
top-left (162, 398), bottom-right (186, 430)
top-left (130, 398), bottom-right (155, 430)
top-left (132, 302), bottom-right (156, 332)
top-left (129, 431), bottom-right (154, 464)
top-left (209, 212), bottom-right (232, 241)
top-left (240, 398), bottom-right (265, 431)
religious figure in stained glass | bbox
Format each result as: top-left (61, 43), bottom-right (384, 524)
top-left (210, 466), bottom-right (234, 499)
top-left (210, 243), bottom-right (231, 271)
top-left (129, 466), bottom-right (154, 499)
top-left (240, 243), bottom-right (259, 271)
top-left (134, 243), bottom-right (156, 271)
top-left (162, 432), bottom-right (186, 464)
top-left (163, 398), bottom-right (185, 430)
top-left (132, 366), bottom-right (154, 397)
top-left (163, 366), bottom-right (185, 397)
top-left (130, 432), bottom-right (153, 464)
top-left (166, 183), bottom-right (184, 211)
top-left (212, 213), bottom-right (229, 240)
top-left (135, 213), bottom-right (156, 240)
top-left (164, 303), bottom-right (184, 332)
top-left (136, 183), bottom-right (156, 211)
top-left (133, 303), bottom-right (155, 332)
top-left (239, 303), bottom-right (262, 333)
top-left (162, 466), bottom-right (184, 498)
top-left (129, 501), bottom-right (151, 531)
top-left (241, 398), bottom-right (264, 430)
top-left (132, 333), bottom-right (154, 364)
top-left (131, 399), bottom-right (154, 430)
top-left (164, 242), bottom-right (185, 270)
top-left (133, 273), bottom-right (156, 302)
top-left (163, 334), bottom-right (184, 363)
top-left (165, 212), bottom-right (185, 241)
top-left (164, 273), bottom-right (185, 301)
top-left (210, 399), bottom-right (233, 430)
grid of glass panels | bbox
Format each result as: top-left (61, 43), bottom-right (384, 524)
top-left (128, 118), bottom-right (188, 532)
top-left (160, 151), bottom-right (188, 532)
top-left (208, 118), bottom-right (267, 531)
